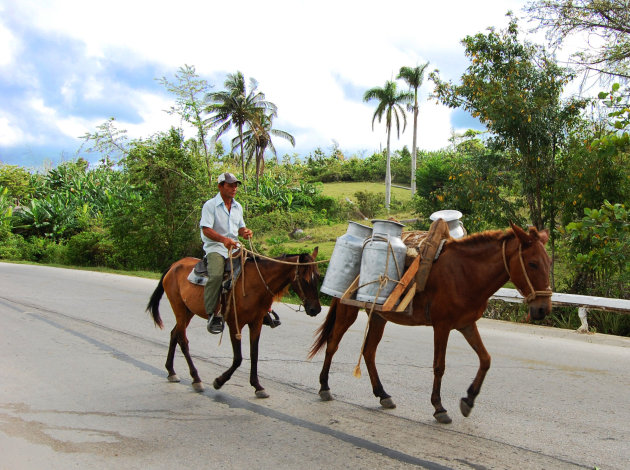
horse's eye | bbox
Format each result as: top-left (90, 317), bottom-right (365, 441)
top-left (528, 262), bottom-right (538, 269)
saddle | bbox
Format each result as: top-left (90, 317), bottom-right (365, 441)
top-left (187, 255), bottom-right (244, 293)
top-left (188, 254), bottom-right (281, 328)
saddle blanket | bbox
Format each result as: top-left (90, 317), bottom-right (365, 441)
top-left (187, 256), bottom-right (243, 290)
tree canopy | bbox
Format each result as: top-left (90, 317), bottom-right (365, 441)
top-left (397, 62), bottom-right (430, 196)
top-left (526, 0), bottom-right (630, 79)
top-left (363, 80), bottom-right (413, 209)
top-left (430, 17), bottom-right (586, 228)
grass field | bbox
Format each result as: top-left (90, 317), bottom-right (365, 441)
top-left (321, 181), bottom-right (413, 203)
top-left (261, 181), bottom-right (418, 261)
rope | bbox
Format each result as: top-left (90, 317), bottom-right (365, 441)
top-left (215, 234), bottom-right (324, 345)
top-left (219, 247), bottom-right (242, 344)
top-left (241, 241), bottom-right (329, 265)
top-left (353, 239), bottom-right (396, 378)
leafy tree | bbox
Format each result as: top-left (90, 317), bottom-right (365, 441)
top-left (414, 143), bottom-right (521, 232)
top-left (110, 128), bottom-right (207, 270)
top-left (363, 80), bottom-right (413, 209)
top-left (0, 187), bottom-right (13, 236)
top-left (593, 82), bottom-right (630, 153)
top-left (231, 110), bottom-right (295, 193)
top-left (0, 164), bottom-right (34, 204)
top-left (205, 72), bottom-right (277, 189)
top-left (564, 201), bottom-right (629, 298)
top-left (157, 64), bottom-right (215, 185)
top-left (80, 118), bottom-right (130, 163)
top-left (397, 62), bottom-right (430, 196)
top-left (430, 17), bottom-right (585, 229)
top-left (526, 0), bottom-right (630, 79)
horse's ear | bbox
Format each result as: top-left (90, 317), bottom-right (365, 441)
top-left (311, 246), bottom-right (319, 259)
top-left (510, 221), bottom-right (531, 245)
top-left (536, 229), bottom-right (549, 245)
top-left (526, 226), bottom-right (550, 245)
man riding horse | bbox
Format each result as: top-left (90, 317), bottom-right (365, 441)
top-left (200, 172), bottom-right (252, 334)
top-left (201, 172), bottom-right (282, 334)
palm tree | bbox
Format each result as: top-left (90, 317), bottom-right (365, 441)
top-left (397, 62), bottom-right (429, 196)
top-left (205, 71), bottom-right (276, 189)
top-left (232, 110), bottom-right (295, 193)
top-left (363, 80), bottom-right (413, 209)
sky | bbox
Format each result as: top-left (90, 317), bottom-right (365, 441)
top-left (0, 0), bottom-right (547, 169)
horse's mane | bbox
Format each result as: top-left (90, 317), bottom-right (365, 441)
top-left (449, 228), bottom-right (514, 247)
top-left (448, 225), bottom-right (544, 249)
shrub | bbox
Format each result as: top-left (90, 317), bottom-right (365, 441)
top-left (0, 232), bottom-right (26, 260)
top-left (66, 228), bottom-right (115, 266)
top-left (247, 208), bottom-right (331, 234)
top-left (563, 201), bottom-right (629, 298)
top-left (354, 191), bottom-right (383, 219)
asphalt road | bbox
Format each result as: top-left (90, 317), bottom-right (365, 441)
top-left (1, 262), bottom-right (629, 470)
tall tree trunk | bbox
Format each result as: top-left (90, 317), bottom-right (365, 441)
top-left (189, 91), bottom-right (211, 186)
top-left (385, 124), bottom-right (392, 210)
top-left (549, 138), bottom-right (557, 290)
top-left (255, 148), bottom-right (262, 194)
top-left (411, 101), bottom-right (418, 196)
top-left (238, 122), bottom-right (246, 192)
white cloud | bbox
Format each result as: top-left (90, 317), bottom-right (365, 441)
top-left (3, 0), bottom-right (551, 164)
top-left (122, 91), bottom-right (184, 139)
top-left (0, 115), bottom-right (24, 145)
top-left (0, 20), bottom-right (17, 67)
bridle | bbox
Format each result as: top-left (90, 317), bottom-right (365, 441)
top-left (247, 251), bottom-right (315, 304)
top-left (502, 240), bottom-right (552, 303)
top-left (291, 264), bottom-right (309, 302)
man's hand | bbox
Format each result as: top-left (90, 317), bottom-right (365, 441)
top-left (222, 237), bottom-right (239, 250)
top-left (239, 227), bottom-right (253, 240)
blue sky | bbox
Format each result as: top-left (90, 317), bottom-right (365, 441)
top-left (1, 0), bottom-right (539, 169)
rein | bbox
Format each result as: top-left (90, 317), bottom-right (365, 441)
top-left (502, 240), bottom-right (552, 303)
top-left (225, 239), bottom-right (318, 317)
top-left (246, 239), bottom-right (312, 297)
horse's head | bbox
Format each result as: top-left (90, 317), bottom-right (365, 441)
top-left (507, 223), bottom-right (552, 321)
top-left (291, 247), bottom-right (322, 317)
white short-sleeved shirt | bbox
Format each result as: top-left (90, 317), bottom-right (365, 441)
top-left (199, 193), bottom-right (246, 258)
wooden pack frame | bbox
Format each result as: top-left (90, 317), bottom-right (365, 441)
top-left (340, 218), bottom-right (451, 313)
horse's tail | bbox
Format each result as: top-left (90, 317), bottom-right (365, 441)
top-left (146, 270), bottom-right (169, 329)
top-left (307, 297), bottom-right (338, 359)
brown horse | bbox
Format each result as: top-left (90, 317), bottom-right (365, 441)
top-left (147, 248), bottom-right (321, 397)
top-left (309, 223), bottom-right (552, 423)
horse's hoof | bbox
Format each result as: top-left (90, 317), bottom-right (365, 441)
top-left (213, 378), bottom-right (222, 390)
top-left (255, 389), bottom-right (270, 399)
top-left (434, 411), bottom-right (452, 424)
top-left (380, 397), bottom-right (396, 409)
top-left (460, 398), bottom-right (473, 417)
top-left (192, 382), bottom-right (205, 393)
top-left (319, 390), bottom-right (333, 402)
top-left (167, 374), bottom-right (180, 383)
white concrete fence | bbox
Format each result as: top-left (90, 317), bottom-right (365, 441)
top-left (491, 288), bottom-right (630, 333)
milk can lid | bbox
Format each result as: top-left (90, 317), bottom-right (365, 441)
top-left (371, 219), bottom-right (405, 228)
top-left (429, 210), bottom-right (462, 222)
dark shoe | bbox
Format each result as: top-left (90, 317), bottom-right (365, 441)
top-left (263, 310), bottom-right (281, 328)
top-left (207, 314), bottom-right (224, 334)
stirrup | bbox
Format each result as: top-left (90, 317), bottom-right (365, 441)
top-left (263, 310), bottom-right (281, 328)
top-left (207, 314), bottom-right (224, 334)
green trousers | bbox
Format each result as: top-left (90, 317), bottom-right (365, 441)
top-left (203, 252), bottom-right (225, 316)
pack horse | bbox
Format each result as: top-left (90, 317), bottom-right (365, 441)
top-left (309, 223), bottom-right (552, 423)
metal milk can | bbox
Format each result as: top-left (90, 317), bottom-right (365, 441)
top-left (320, 221), bottom-right (373, 298)
top-left (356, 219), bottom-right (407, 304)
top-left (430, 209), bottom-right (467, 239)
